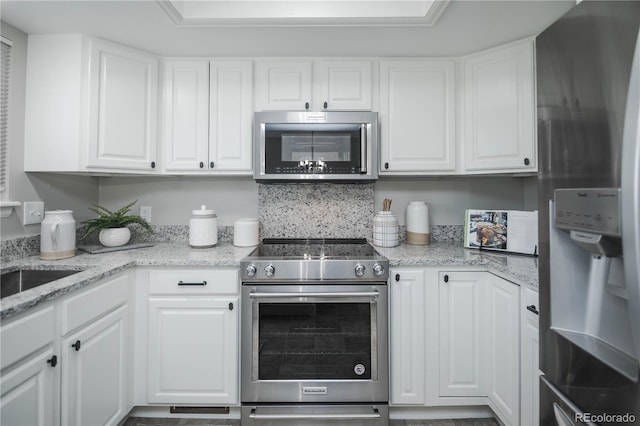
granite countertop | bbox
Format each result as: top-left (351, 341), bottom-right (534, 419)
top-left (1, 242), bottom-right (256, 320)
top-left (374, 242), bottom-right (539, 289)
top-left (1, 240), bottom-right (537, 321)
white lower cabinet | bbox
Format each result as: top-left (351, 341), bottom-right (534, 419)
top-left (389, 267), bottom-right (527, 425)
top-left (389, 269), bottom-right (426, 405)
top-left (146, 268), bottom-right (239, 405)
top-left (438, 271), bottom-right (488, 397)
top-left (61, 306), bottom-right (128, 426)
top-left (0, 272), bottom-right (131, 426)
top-left (486, 274), bottom-right (520, 425)
top-left (520, 287), bottom-right (540, 426)
top-left (0, 306), bottom-right (58, 426)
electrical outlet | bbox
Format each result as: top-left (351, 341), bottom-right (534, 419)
top-left (23, 201), bottom-right (45, 225)
top-left (140, 206), bottom-right (152, 223)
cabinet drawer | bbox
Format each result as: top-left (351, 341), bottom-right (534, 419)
top-left (60, 273), bottom-right (128, 336)
top-left (523, 287), bottom-right (539, 323)
top-left (148, 269), bottom-right (238, 295)
top-left (1, 305), bottom-right (55, 370)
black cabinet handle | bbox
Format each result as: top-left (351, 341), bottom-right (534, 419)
top-left (384, 162), bottom-right (389, 170)
top-left (210, 161), bottom-right (214, 169)
top-left (151, 161), bottom-right (156, 169)
top-left (395, 273), bottom-right (400, 282)
top-left (526, 304), bottom-right (539, 315)
top-left (323, 101), bottom-right (328, 109)
top-left (47, 355), bottom-right (58, 367)
top-left (71, 340), bottom-right (81, 351)
top-left (524, 157), bottom-right (530, 166)
top-left (229, 302), bottom-right (234, 311)
top-left (178, 280), bottom-right (207, 286)
top-left (305, 102), bottom-right (310, 110)
top-left (199, 161), bottom-right (204, 169)
top-left (444, 274), bottom-right (449, 283)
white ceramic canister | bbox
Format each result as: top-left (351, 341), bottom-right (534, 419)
top-left (373, 211), bottom-right (399, 248)
top-left (40, 210), bottom-right (77, 260)
top-left (189, 205), bottom-right (217, 248)
top-left (234, 218), bottom-right (259, 247)
top-left (406, 201), bottom-right (431, 245)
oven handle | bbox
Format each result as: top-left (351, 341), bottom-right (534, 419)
top-left (249, 408), bottom-right (381, 420)
top-left (360, 123), bottom-right (367, 174)
top-left (249, 290), bottom-right (379, 299)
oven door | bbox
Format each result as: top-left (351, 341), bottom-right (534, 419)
top-left (241, 283), bottom-right (388, 404)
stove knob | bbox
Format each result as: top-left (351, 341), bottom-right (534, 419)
top-left (354, 264), bottom-right (366, 277)
top-left (264, 264), bottom-right (275, 277)
top-left (373, 263), bottom-right (385, 276)
top-left (245, 264), bottom-right (257, 277)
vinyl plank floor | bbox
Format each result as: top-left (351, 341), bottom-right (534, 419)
top-left (122, 417), bottom-right (499, 426)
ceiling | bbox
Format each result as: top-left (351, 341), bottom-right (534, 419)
top-left (1, 0), bottom-right (575, 57)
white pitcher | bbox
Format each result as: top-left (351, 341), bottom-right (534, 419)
top-left (40, 210), bottom-right (76, 260)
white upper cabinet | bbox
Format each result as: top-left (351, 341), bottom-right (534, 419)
top-left (87, 39), bottom-right (158, 170)
top-left (317, 61), bottom-right (372, 110)
top-left (209, 61), bottom-right (254, 171)
top-left (462, 39), bottom-right (536, 173)
top-left (24, 34), bottom-right (159, 173)
top-left (379, 60), bottom-right (456, 173)
top-left (162, 60), bottom-right (210, 172)
top-left (255, 59), bottom-right (372, 111)
top-left (163, 59), bottom-right (253, 173)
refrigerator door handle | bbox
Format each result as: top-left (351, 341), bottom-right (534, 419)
top-left (621, 27), bottom-right (640, 361)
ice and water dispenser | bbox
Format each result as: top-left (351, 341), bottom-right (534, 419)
top-left (550, 188), bottom-right (638, 381)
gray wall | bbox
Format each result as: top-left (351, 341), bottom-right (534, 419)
top-left (98, 175), bottom-right (538, 230)
top-left (0, 22), bottom-right (99, 240)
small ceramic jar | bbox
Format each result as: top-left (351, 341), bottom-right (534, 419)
top-left (189, 205), bottom-right (217, 248)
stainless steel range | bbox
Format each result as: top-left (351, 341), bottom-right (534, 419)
top-left (240, 238), bottom-right (389, 426)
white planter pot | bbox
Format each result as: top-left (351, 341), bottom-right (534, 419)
top-left (99, 228), bottom-right (131, 247)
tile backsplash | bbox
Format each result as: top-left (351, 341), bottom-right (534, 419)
top-left (258, 183), bottom-right (375, 239)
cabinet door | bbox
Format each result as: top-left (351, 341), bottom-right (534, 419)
top-left (61, 306), bottom-right (128, 426)
top-left (438, 271), bottom-right (487, 397)
top-left (254, 60), bottom-right (312, 111)
top-left (87, 39), bottom-right (158, 171)
top-left (380, 60), bottom-right (456, 173)
top-left (487, 275), bottom-right (520, 425)
top-left (389, 269), bottom-right (426, 405)
top-left (0, 348), bottom-right (58, 426)
top-left (147, 297), bottom-right (238, 404)
top-left (209, 61), bottom-right (253, 172)
top-left (318, 60), bottom-right (372, 111)
top-left (163, 60), bottom-right (210, 172)
top-left (463, 40), bottom-right (535, 172)
top-left (521, 288), bottom-right (540, 426)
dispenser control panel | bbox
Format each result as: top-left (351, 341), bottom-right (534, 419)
top-left (554, 188), bottom-right (621, 236)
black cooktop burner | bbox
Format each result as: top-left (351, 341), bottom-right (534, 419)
top-left (255, 238), bottom-right (376, 259)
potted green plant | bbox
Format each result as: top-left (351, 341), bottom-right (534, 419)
top-left (81, 200), bottom-right (153, 247)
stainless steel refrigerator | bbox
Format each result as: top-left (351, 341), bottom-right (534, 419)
top-left (537, 1), bottom-right (640, 424)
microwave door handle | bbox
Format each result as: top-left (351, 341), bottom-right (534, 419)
top-left (360, 124), bottom-right (367, 174)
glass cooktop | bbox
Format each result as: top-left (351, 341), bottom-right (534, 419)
top-left (251, 238), bottom-right (377, 259)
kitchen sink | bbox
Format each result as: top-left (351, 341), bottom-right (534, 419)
top-left (1, 269), bottom-right (83, 299)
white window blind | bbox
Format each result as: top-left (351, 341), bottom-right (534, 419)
top-left (1, 36), bottom-right (12, 194)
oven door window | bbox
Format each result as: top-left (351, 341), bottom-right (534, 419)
top-left (257, 302), bottom-right (373, 380)
top-left (264, 123), bottom-right (362, 174)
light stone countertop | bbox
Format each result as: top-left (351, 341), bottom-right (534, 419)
top-left (1, 242), bottom-right (256, 320)
top-left (373, 242), bottom-right (539, 289)
top-left (1, 241), bottom-right (537, 321)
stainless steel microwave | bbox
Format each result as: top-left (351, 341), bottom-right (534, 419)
top-left (254, 111), bottom-right (378, 181)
